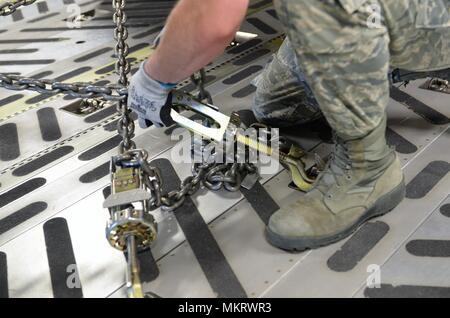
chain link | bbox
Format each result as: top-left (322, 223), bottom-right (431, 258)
top-left (0, 73), bottom-right (128, 100)
top-left (112, 0), bottom-right (135, 154)
top-left (139, 158), bottom-right (258, 212)
top-left (0, 0), bottom-right (36, 16)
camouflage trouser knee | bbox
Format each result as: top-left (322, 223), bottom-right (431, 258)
top-left (252, 38), bottom-right (322, 127)
top-left (267, 0), bottom-right (450, 140)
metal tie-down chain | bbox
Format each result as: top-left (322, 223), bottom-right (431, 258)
top-left (113, 0), bottom-right (135, 154)
top-left (0, 73), bottom-right (128, 100)
top-left (0, 0), bottom-right (36, 16)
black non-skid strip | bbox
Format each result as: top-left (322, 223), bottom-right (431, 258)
top-left (55, 66), bottom-right (92, 82)
top-left (152, 158), bottom-right (247, 298)
top-left (129, 42), bottom-right (149, 54)
top-left (84, 105), bottom-right (117, 123)
top-left (441, 203), bottom-right (450, 218)
top-left (249, 0), bottom-right (272, 9)
top-left (266, 9), bottom-right (278, 19)
top-left (12, 10), bottom-right (23, 22)
top-left (0, 38), bottom-right (69, 44)
top-left (25, 93), bottom-right (53, 105)
top-left (74, 47), bottom-right (112, 63)
top-left (228, 38), bottom-right (263, 55)
top-left (13, 146), bottom-right (74, 177)
top-left (28, 12), bottom-right (59, 23)
top-left (0, 94), bottom-right (24, 107)
top-left (21, 24), bottom-right (151, 32)
top-left (247, 17), bottom-right (277, 35)
top-left (0, 252), bottom-right (7, 298)
top-left (103, 119), bottom-right (119, 132)
top-left (223, 65), bottom-right (263, 85)
top-left (405, 161), bottom-right (450, 199)
top-left (78, 135), bottom-right (122, 161)
top-left (364, 284), bottom-right (450, 298)
top-left (231, 84), bottom-right (257, 98)
top-left (132, 25), bottom-right (164, 39)
top-left (0, 178), bottom-right (46, 209)
top-left (37, 107), bottom-right (62, 141)
top-left (406, 240), bottom-right (450, 257)
top-left (43, 218), bottom-right (83, 298)
top-left (37, 1), bottom-right (49, 13)
top-left (241, 182), bottom-right (279, 225)
top-left (0, 202), bottom-right (48, 235)
top-left (233, 49), bottom-right (271, 66)
top-left (0, 49), bottom-right (38, 54)
top-left (95, 58), bottom-right (136, 75)
top-left (0, 123), bottom-right (20, 162)
top-left (32, 70), bottom-right (53, 79)
top-left (93, 80), bottom-right (111, 86)
top-left (385, 127), bottom-right (418, 154)
top-left (0, 59), bottom-right (55, 65)
top-left (327, 221), bottom-right (389, 272)
top-left (390, 86), bottom-right (450, 125)
top-left (79, 161), bottom-right (109, 183)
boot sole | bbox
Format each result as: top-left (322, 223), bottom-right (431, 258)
top-left (265, 179), bottom-right (406, 252)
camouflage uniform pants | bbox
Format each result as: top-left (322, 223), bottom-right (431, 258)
top-left (253, 0), bottom-right (450, 140)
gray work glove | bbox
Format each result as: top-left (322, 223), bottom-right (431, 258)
top-left (128, 62), bottom-right (175, 128)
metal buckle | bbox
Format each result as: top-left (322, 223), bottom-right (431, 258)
top-left (170, 91), bottom-right (230, 142)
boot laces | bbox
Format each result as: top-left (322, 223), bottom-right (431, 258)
top-left (314, 140), bottom-right (352, 195)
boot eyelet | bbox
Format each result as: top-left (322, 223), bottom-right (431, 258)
top-left (346, 175), bottom-right (352, 180)
top-left (327, 194), bottom-right (333, 199)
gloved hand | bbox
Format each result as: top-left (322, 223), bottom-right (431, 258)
top-left (128, 62), bottom-right (176, 128)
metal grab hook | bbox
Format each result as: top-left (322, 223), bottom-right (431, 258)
top-left (168, 93), bottom-right (319, 192)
